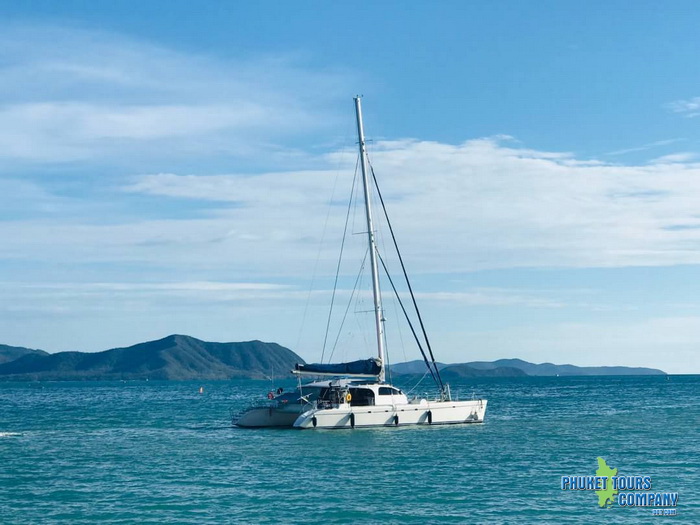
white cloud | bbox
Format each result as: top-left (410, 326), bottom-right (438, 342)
top-left (649, 152), bottom-right (697, 164)
top-left (0, 24), bottom-right (352, 164)
top-left (3, 22), bottom-right (700, 370)
top-left (108, 137), bottom-right (700, 274)
top-left (667, 96), bottom-right (700, 118)
top-left (0, 281), bottom-right (302, 308)
top-left (124, 170), bottom-right (339, 206)
top-left (8, 281), bottom-right (294, 292)
top-left (415, 289), bottom-right (565, 308)
top-left (6, 137), bottom-right (700, 277)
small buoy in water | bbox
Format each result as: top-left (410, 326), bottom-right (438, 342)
top-left (199, 386), bottom-right (204, 394)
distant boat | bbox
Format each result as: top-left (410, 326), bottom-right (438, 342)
top-left (235, 97), bottom-right (487, 429)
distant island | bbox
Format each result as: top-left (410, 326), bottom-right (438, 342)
top-left (0, 335), bottom-right (666, 381)
top-left (390, 359), bottom-right (666, 378)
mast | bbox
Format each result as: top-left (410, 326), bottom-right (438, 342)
top-left (354, 96), bottom-right (386, 382)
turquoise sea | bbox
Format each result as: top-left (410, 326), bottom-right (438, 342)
top-left (1, 375), bottom-right (698, 523)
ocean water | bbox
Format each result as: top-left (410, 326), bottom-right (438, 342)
top-left (0, 375), bottom-right (697, 524)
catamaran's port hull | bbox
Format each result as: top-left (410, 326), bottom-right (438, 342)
top-left (293, 399), bottom-right (487, 429)
top-left (234, 407), bottom-right (302, 428)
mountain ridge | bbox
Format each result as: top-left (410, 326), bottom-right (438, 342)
top-left (0, 344), bottom-right (48, 365)
top-left (464, 358), bottom-right (665, 376)
top-left (0, 335), bottom-right (304, 381)
top-left (390, 358), bottom-right (665, 377)
top-left (0, 337), bottom-right (667, 380)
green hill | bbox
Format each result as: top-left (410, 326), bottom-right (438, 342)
top-left (391, 358), bottom-right (665, 377)
top-left (0, 337), bottom-right (667, 381)
top-left (440, 363), bottom-right (528, 378)
top-left (0, 344), bottom-right (48, 365)
top-left (0, 335), bottom-right (304, 381)
top-left (465, 358), bottom-right (665, 376)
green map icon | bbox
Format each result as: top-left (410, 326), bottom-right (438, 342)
top-left (595, 457), bottom-right (618, 507)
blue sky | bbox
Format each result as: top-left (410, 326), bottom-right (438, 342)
top-left (2, 2), bottom-right (700, 373)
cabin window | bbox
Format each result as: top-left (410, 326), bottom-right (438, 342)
top-left (378, 387), bottom-right (402, 396)
top-left (348, 388), bottom-right (374, 406)
top-left (318, 387), bottom-right (345, 405)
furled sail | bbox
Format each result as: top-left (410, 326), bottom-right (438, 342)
top-left (293, 358), bottom-right (382, 377)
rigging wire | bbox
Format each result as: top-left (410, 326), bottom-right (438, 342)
top-left (376, 206), bottom-right (409, 369)
top-left (294, 135), bottom-right (352, 354)
top-left (404, 368), bottom-right (431, 396)
top-left (320, 156), bottom-right (360, 363)
top-left (369, 161), bottom-right (446, 392)
top-left (378, 246), bottom-right (410, 381)
top-left (327, 247), bottom-right (369, 364)
top-left (377, 251), bottom-right (438, 387)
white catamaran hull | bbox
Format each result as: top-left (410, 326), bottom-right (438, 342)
top-left (293, 399), bottom-right (487, 429)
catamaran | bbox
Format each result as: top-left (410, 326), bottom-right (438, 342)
top-left (234, 97), bottom-right (487, 429)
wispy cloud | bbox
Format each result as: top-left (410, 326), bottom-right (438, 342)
top-left (0, 24), bottom-right (352, 165)
top-left (0, 281), bottom-right (303, 308)
top-left (7, 281), bottom-right (295, 292)
top-left (4, 21), bottom-right (700, 369)
top-left (649, 152), bottom-right (697, 164)
top-left (0, 279), bottom-right (317, 352)
top-left (7, 136), bottom-right (700, 277)
top-left (666, 96), bottom-right (700, 118)
top-left (107, 137), bottom-right (700, 274)
top-left (415, 289), bottom-right (565, 308)
top-left (606, 138), bottom-right (684, 156)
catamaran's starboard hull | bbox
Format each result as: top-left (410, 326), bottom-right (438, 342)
top-left (234, 407), bottom-right (302, 428)
top-left (293, 399), bottom-right (487, 429)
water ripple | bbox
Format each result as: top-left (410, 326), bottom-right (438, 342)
top-left (0, 376), bottom-right (697, 523)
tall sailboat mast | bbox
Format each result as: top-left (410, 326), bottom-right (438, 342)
top-left (354, 96), bottom-right (386, 382)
